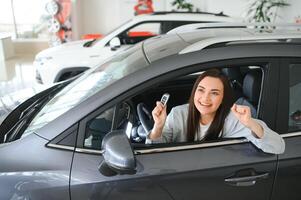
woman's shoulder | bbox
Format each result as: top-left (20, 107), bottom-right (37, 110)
top-left (173, 104), bottom-right (189, 110)
top-left (170, 104), bottom-right (189, 117)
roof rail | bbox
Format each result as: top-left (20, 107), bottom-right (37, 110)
top-left (168, 22), bottom-right (301, 34)
top-left (152, 11), bottom-right (228, 17)
top-left (179, 34), bottom-right (301, 55)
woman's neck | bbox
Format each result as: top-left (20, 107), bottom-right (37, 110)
top-left (200, 113), bottom-right (215, 125)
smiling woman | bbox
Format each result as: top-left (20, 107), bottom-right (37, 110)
top-left (146, 69), bottom-right (285, 154)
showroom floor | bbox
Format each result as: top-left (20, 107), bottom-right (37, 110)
top-left (0, 54), bottom-right (48, 122)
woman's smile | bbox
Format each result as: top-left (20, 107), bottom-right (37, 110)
top-left (194, 76), bottom-right (224, 117)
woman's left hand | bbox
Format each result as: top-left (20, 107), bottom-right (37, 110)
top-left (231, 104), bottom-right (264, 138)
top-left (231, 104), bottom-right (252, 128)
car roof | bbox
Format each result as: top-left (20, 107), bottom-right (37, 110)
top-left (143, 24), bottom-right (301, 63)
top-left (167, 22), bottom-right (300, 34)
top-left (132, 11), bottom-right (239, 23)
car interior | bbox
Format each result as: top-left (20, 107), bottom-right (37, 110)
top-left (84, 66), bottom-right (264, 150)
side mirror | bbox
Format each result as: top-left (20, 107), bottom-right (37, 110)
top-left (99, 130), bottom-right (136, 176)
top-left (109, 37), bottom-right (121, 51)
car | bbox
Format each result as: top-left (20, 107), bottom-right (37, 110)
top-left (1, 24), bottom-right (301, 200)
top-left (34, 11), bottom-right (239, 85)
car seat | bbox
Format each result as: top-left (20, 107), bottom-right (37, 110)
top-left (235, 69), bottom-right (262, 118)
top-left (222, 68), bottom-right (243, 101)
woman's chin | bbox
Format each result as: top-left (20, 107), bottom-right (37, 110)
top-left (197, 107), bottom-right (215, 116)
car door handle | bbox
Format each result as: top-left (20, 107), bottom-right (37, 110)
top-left (224, 169), bottom-right (269, 187)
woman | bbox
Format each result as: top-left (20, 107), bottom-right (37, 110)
top-left (147, 69), bottom-right (285, 154)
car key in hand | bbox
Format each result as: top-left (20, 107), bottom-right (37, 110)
top-left (160, 93), bottom-right (170, 107)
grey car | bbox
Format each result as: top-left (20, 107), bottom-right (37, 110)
top-left (1, 25), bottom-right (301, 200)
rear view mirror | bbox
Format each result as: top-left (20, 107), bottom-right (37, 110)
top-left (109, 37), bottom-right (121, 50)
top-left (99, 130), bottom-right (136, 176)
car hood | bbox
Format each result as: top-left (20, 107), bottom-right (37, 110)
top-left (36, 39), bottom-right (93, 58)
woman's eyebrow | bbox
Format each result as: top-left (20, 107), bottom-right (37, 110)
top-left (198, 85), bottom-right (221, 92)
top-left (211, 88), bottom-right (221, 92)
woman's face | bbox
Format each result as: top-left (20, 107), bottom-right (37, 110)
top-left (194, 76), bottom-right (224, 118)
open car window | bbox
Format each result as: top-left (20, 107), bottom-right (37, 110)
top-left (82, 65), bottom-right (264, 151)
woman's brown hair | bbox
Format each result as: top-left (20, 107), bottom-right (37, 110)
top-left (186, 69), bottom-right (234, 141)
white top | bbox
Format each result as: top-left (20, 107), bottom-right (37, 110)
top-left (146, 104), bottom-right (285, 154)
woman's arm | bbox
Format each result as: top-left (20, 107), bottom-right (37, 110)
top-left (229, 104), bottom-right (285, 154)
top-left (231, 104), bottom-right (263, 138)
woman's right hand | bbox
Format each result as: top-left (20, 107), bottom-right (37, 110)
top-left (151, 101), bottom-right (167, 130)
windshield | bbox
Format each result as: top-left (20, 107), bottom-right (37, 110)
top-left (104, 19), bottom-right (132, 35)
top-left (23, 43), bottom-right (148, 136)
top-left (92, 19), bottom-right (133, 46)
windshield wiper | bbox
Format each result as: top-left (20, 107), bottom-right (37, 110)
top-left (3, 83), bottom-right (68, 143)
top-left (4, 96), bottom-right (52, 143)
top-left (83, 39), bottom-right (96, 47)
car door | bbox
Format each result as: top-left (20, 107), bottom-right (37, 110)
top-left (271, 58), bottom-right (301, 200)
top-left (70, 60), bottom-right (279, 200)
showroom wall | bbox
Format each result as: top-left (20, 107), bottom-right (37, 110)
top-left (73, 0), bottom-right (301, 40)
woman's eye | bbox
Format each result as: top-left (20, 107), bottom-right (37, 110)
top-left (211, 92), bottom-right (219, 96)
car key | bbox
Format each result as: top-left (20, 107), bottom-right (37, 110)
top-left (160, 93), bottom-right (170, 107)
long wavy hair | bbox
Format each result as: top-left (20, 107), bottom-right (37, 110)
top-left (186, 69), bottom-right (234, 141)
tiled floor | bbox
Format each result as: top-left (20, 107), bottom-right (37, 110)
top-left (0, 54), bottom-right (48, 122)
top-left (0, 54), bottom-right (36, 96)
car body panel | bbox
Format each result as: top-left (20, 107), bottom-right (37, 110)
top-left (271, 58), bottom-right (301, 200)
top-left (70, 143), bottom-right (276, 200)
top-left (0, 133), bottom-right (73, 199)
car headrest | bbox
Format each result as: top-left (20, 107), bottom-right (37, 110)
top-left (222, 68), bottom-right (243, 85)
top-left (243, 70), bottom-right (262, 105)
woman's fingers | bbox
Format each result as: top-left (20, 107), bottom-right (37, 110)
top-left (231, 104), bottom-right (252, 127)
top-left (152, 101), bottom-right (167, 120)
top-left (152, 102), bottom-right (163, 115)
top-left (232, 104), bottom-right (250, 115)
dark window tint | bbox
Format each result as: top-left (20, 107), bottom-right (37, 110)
top-left (84, 103), bottom-right (131, 150)
top-left (289, 64), bottom-right (301, 132)
top-left (84, 107), bottom-right (114, 149)
top-left (51, 124), bottom-right (78, 147)
top-left (120, 22), bottom-right (161, 45)
top-left (161, 21), bottom-right (202, 33)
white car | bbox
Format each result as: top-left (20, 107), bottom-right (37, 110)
top-left (34, 12), bottom-right (240, 85)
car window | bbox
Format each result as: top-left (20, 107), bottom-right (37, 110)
top-left (119, 22), bottom-right (161, 45)
top-left (127, 22), bottom-right (160, 37)
top-left (129, 66), bottom-right (263, 145)
top-left (131, 66), bottom-right (263, 145)
top-left (81, 65), bottom-right (265, 151)
top-left (84, 103), bottom-right (132, 150)
top-left (84, 107), bottom-right (114, 149)
top-left (288, 64), bottom-right (301, 132)
top-left (160, 21), bottom-right (201, 34)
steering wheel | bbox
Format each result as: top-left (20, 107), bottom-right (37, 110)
top-left (137, 103), bottom-right (154, 137)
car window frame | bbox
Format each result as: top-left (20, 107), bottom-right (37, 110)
top-left (105, 21), bottom-right (163, 46)
top-left (276, 57), bottom-right (301, 134)
top-left (74, 57), bottom-right (280, 155)
top-left (107, 20), bottom-right (206, 46)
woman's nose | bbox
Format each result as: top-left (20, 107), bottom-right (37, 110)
top-left (202, 92), bottom-right (211, 102)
